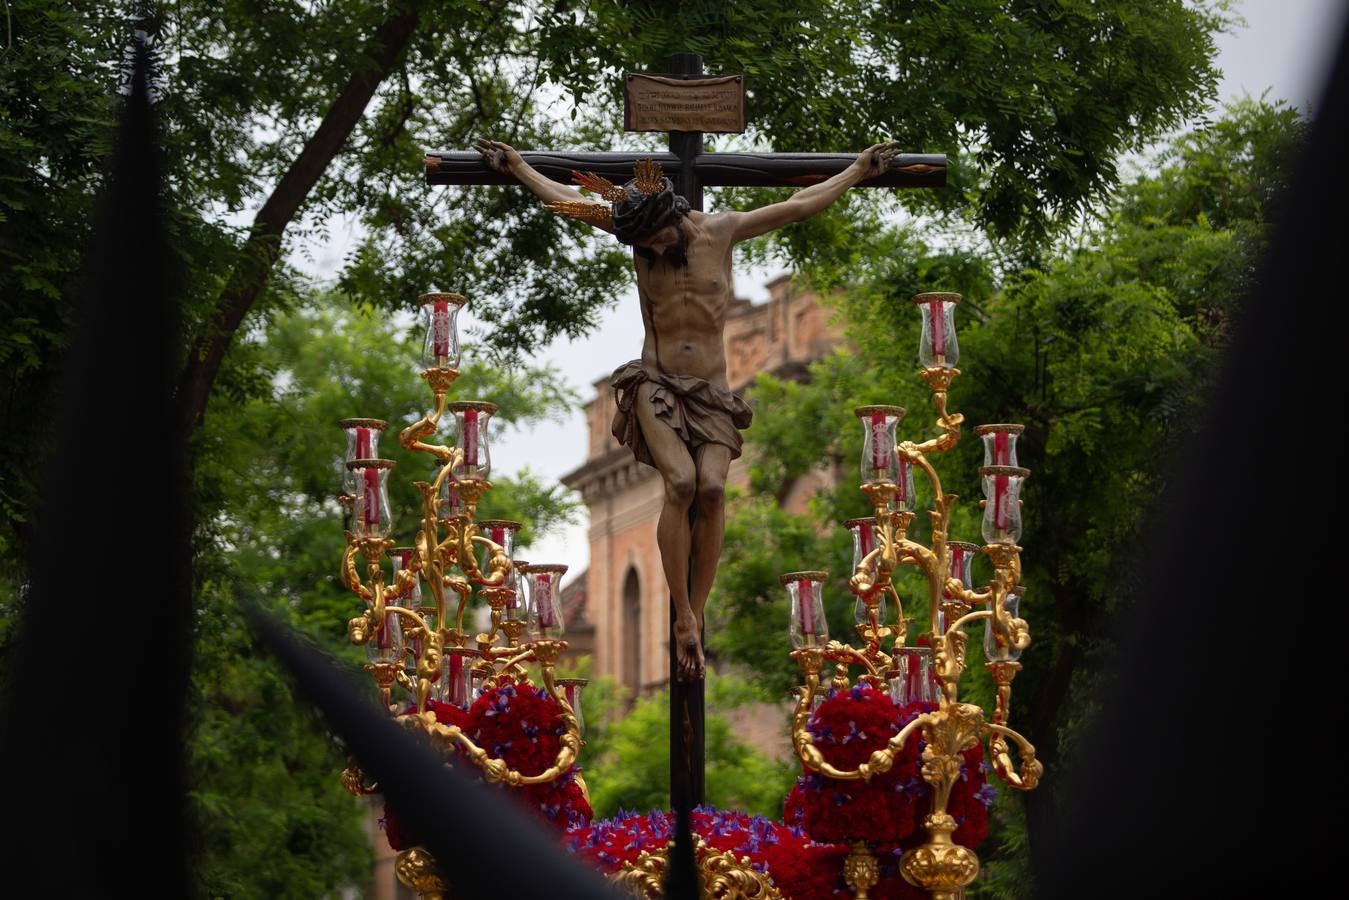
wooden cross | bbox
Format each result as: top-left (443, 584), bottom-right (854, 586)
top-left (426, 57), bottom-right (945, 211)
top-left (424, 53), bottom-right (946, 815)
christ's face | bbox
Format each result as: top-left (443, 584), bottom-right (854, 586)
top-left (636, 224), bottom-right (682, 257)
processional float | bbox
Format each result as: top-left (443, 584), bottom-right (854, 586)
top-left (334, 291), bottom-right (1041, 899)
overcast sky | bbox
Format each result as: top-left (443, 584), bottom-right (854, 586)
top-left (303, 1), bottom-right (1349, 582)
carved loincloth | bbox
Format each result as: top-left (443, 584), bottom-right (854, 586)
top-left (610, 360), bottom-right (754, 468)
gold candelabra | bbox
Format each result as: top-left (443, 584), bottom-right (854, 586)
top-left (335, 293), bottom-right (587, 898)
top-left (785, 293), bottom-right (1043, 900)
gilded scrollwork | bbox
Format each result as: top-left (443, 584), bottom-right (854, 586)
top-left (339, 761), bottom-right (379, 796)
top-left (395, 846), bottom-right (449, 897)
top-left (899, 841), bottom-right (980, 898)
top-left (610, 838), bottom-right (784, 899)
top-left (985, 723), bottom-right (1043, 791)
top-left (843, 842), bottom-right (880, 899)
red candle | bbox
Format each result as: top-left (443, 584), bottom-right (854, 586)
top-left (859, 522), bottom-right (874, 557)
top-left (433, 299), bottom-right (450, 358)
top-left (355, 426), bottom-right (371, 459)
top-left (463, 409), bottom-right (478, 466)
top-left (536, 576), bottom-right (554, 627)
top-left (906, 663), bottom-right (922, 703)
top-left (994, 431), bottom-right (1010, 466)
top-left (378, 611), bottom-right (394, 649)
top-left (798, 578), bottom-right (816, 636)
top-left (896, 457), bottom-right (910, 502)
top-left (929, 300), bottom-right (947, 357)
top-left (362, 468), bottom-right (381, 526)
top-left (946, 546), bottom-right (963, 598)
top-left (993, 473), bottom-right (1010, 530)
top-left (447, 653), bottom-right (466, 706)
top-left (870, 412), bottom-right (888, 471)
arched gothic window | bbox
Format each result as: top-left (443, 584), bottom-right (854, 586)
top-left (622, 567), bottom-right (641, 692)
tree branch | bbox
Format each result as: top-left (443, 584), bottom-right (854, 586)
top-left (177, 1), bottom-right (423, 433)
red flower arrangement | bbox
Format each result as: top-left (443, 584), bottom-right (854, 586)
top-left (783, 686), bottom-right (992, 853)
top-left (566, 808), bottom-right (934, 900)
top-left (380, 682), bottom-right (593, 851)
top-left (380, 679), bottom-right (991, 896)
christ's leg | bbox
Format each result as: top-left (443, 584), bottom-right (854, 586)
top-left (689, 443), bottom-right (732, 652)
top-left (633, 382), bottom-right (703, 681)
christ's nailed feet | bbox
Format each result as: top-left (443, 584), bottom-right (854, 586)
top-left (675, 615), bottom-right (705, 681)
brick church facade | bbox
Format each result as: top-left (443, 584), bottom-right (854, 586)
top-left (561, 275), bottom-right (844, 694)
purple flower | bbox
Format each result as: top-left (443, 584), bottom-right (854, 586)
top-left (975, 784), bottom-right (997, 808)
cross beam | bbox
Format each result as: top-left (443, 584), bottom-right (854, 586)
top-left (425, 150), bottom-right (947, 189)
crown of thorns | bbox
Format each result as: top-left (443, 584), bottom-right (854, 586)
top-left (545, 158), bottom-right (667, 227)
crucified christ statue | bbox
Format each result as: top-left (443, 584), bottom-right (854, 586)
top-left (476, 138), bottom-right (901, 680)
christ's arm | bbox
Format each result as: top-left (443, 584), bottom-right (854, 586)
top-left (474, 139), bottom-right (616, 233)
top-left (724, 142), bottom-right (900, 243)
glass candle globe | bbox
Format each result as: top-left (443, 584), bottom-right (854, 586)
top-left (367, 606), bottom-right (403, 665)
top-left (508, 559), bottom-right (529, 622)
top-left (855, 405), bottom-right (906, 488)
top-left (782, 571), bottom-right (829, 649)
top-left (477, 520), bottom-right (521, 588)
top-left (556, 677), bottom-right (588, 737)
top-left (438, 647), bottom-right (476, 708)
top-left (913, 292), bottom-right (960, 368)
top-left (981, 466), bottom-right (1029, 545)
top-left (524, 564), bottom-right (567, 639)
top-left (419, 292), bottom-right (466, 370)
top-left (346, 459), bottom-right (395, 539)
top-left (447, 401), bottom-right (496, 481)
top-left (847, 517), bottom-right (879, 572)
top-left (974, 424), bottom-right (1023, 468)
top-left (436, 463), bottom-right (465, 522)
top-left (339, 418), bottom-right (388, 494)
top-left (889, 647), bottom-right (938, 706)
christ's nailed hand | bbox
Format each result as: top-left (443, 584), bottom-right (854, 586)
top-left (473, 138), bottom-right (521, 175)
top-left (858, 141), bottom-right (902, 178)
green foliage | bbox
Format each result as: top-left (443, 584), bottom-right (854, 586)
top-left (583, 673), bottom-right (796, 820)
top-left (539, 0), bottom-right (1229, 242)
top-left (188, 581), bottom-right (373, 900)
top-left (0, 1), bottom-right (123, 558)
top-left (2, 0), bottom-right (1231, 559)
top-left (709, 99), bottom-right (1302, 894)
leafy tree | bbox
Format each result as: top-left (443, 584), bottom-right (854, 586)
top-left (708, 99), bottom-right (1303, 895)
top-left (1, 0), bottom-right (1230, 562)
top-left (541, 0), bottom-right (1231, 245)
